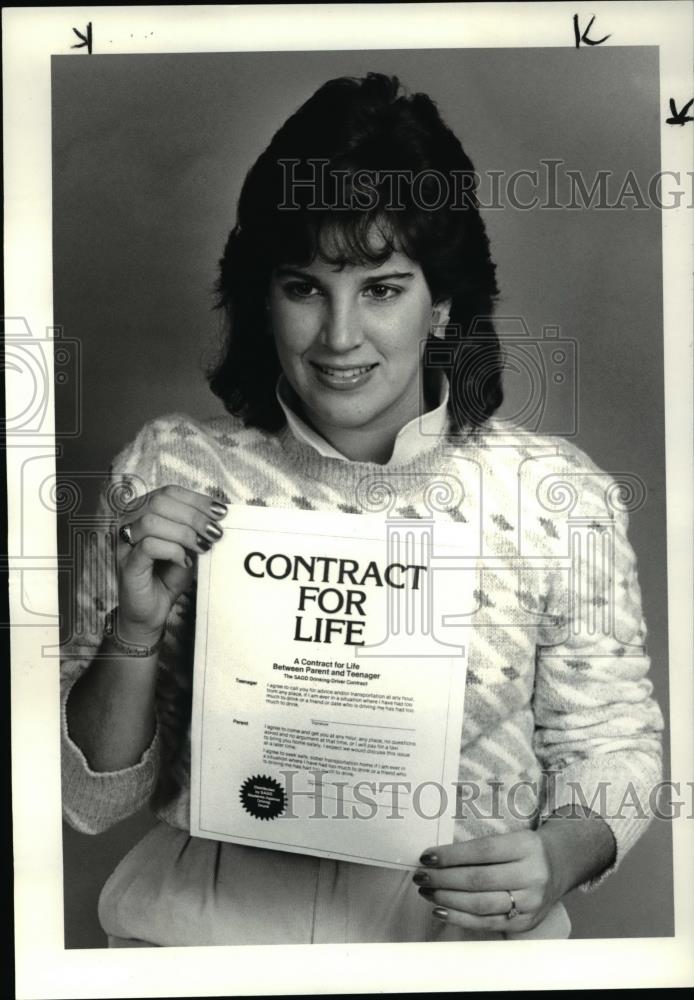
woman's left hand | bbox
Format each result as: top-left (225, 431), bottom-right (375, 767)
top-left (413, 829), bottom-right (563, 934)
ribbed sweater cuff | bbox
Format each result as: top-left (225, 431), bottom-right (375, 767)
top-left (546, 751), bottom-right (662, 892)
top-left (61, 675), bottom-right (160, 835)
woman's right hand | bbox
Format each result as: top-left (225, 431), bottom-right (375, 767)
top-left (116, 485), bottom-right (228, 643)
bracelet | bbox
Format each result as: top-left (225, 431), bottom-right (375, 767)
top-left (103, 607), bottom-right (165, 658)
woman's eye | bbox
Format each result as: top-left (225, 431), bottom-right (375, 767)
top-left (284, 281), bottom-right (320, 299)
top-left (281, 281), bottom-right (400, 301)
top-left (364, 284), bottom-right (399, 300)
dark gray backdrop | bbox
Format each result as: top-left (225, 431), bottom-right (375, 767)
top-left (53, 48), bottom-right (672, 946)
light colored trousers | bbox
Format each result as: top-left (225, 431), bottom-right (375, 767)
top-left (101, 822), bottom-right (571, 947)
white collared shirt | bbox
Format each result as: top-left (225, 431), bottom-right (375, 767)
top-left (275, 374), bottom-right (450, 465)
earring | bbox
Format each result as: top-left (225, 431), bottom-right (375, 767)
top-left (430, 307), bottom-right (450, 340)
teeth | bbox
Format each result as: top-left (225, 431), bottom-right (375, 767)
top-left (316, 364), bottom-right (374, 379)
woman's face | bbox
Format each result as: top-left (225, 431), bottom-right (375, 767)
top-left (268, 234), bottom-right (446, 449)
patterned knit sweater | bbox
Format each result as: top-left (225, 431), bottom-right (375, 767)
top-left (60, 407), bottom-right (665, 895)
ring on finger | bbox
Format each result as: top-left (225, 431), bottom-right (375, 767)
top-left (505, 890), bottom-right (520, 920)
top-left (119, 522), bottom-right (136, 547)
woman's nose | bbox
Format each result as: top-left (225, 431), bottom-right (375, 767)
top-left (320, 303), bottom-right (363, 353)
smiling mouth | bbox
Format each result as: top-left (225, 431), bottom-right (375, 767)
top-left (310, 362), bottom-right (378, 380)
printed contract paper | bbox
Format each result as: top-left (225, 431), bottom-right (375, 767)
top-left (191, 505), bottom-right (472, 869)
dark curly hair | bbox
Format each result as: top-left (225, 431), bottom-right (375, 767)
top-left (208, 72), bottom-right (502, 431)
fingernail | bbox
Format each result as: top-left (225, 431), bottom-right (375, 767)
top-left (433, 907), bottom-right (448, 920)
top-left (209, 502), bottom-right (228, 518)
top-left (419, 852), bottom-right (439, 866)
top-left (204, 521), bottom-right (223, 540)
top-left (418, 887), bottom-right (435, 901)
top-left (413, 872), bottom-right (431, 886)
top-left (184, 556), bottom-right (193, 568)
top-left (196, 535), bottom-right (212, 552)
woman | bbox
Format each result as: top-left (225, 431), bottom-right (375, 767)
top-left (61, 73), bottom-right (664, 946)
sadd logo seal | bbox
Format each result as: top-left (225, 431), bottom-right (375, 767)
top-left (240, 775), bottom-right (286, 820)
